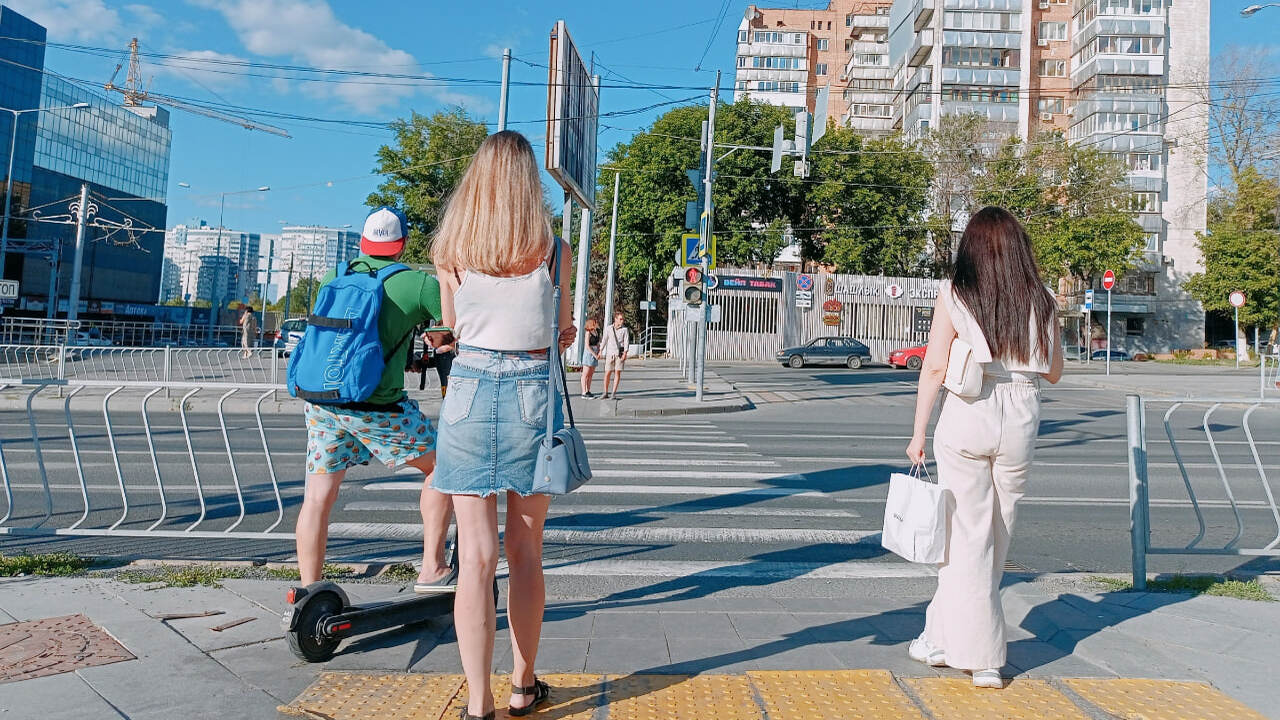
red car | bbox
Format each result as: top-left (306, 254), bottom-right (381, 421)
top-left (888, 345), bottom-right (926, 370)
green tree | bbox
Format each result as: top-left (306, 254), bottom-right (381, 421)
top-left (1184, 167), bottom-right (1280, 331)
top-left (365, 107), bottom-right (489, 263)
top-left (920, 114), bottom-right (991, 270)
top-left (803, 124), bottom-right (933, 275)
top-left (270, 277), bottom-right (322, 315)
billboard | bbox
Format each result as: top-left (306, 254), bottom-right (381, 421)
top-left (545, 20), bottom-right (599, 210)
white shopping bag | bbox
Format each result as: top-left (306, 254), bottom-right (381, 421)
top-left (880, 465), bottom-right (947, 564)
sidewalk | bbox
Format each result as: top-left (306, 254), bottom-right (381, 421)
top-left (1059, 361), bottom-right (1277, 399)
top-left (571, 358), bottom-right (751, 417)
top-left (2, 573), bottom-right (1275, 719)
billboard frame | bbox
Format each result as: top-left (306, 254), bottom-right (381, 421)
top-left (545, 20), bottom-right (599, 211)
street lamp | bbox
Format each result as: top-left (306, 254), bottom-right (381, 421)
top-left (0, 102), bottom-right (91, 280)
top-left (1241, 3), bottom-right (1280, 15)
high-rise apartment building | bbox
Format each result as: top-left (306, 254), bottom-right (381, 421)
top-left (734, 0), bottom-right (1209, 351)
top-left (160, 222), bottom-right (261, 305)
top-left (276, 225), bottom-right (361, 281)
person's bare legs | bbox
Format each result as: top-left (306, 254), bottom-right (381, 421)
top-left (602, 368), bottom-right (615, 397)
top-left (608, 364), bottom-right (624, 396)
top-left (504, 491), bottom-right (551, 710)
top-left (296, 469), bottom-right (346, 584)
top-left (405, 451), bottom-right (452, 583)
top-left (452, 494), bottom-right (500, 717)
top-left (580, 364), bottom-right (595, 396)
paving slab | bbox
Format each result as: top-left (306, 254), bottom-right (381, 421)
top-left (2, 672), bottom-right (127, 720)
top-left (586, 636), bottom-right (671, 673)
top-left (207, 638), bottom-right (322, 704)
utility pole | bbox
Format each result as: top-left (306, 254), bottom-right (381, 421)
top-left (602, 171), bottom-right (620, 334)
top-left (695, 71), bottom-right (720, 402)
top-left (66, 183), bottom-right (89, 323)
top-left (498, 48), bottom-right (512, 131)
top-left (209, 192), bottom-right (226, 344)
top-left (283, 254), bottom-right (294, 318)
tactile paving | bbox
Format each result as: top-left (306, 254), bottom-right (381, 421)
top-left (0, 613), bottom-right (135, 683)
top-left (604, 674), bottom-right (763, 720)
top-left (905, 677), bottom-right (1089, 720)
top-left (441, 674), bottom-right (604, 719)
top-left (1065, 678), bottom-right (1269, 720)
top-left (279, 672), bottom-right (463, 719)
top-left (749, 670), bottom-right (925, 720)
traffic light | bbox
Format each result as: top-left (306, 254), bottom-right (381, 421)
top-left (682, 266), bottom-right (706, 307)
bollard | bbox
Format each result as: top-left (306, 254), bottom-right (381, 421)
top-left (1126, 393), bottom-right (1149, 590)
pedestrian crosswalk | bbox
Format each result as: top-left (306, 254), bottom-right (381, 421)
top-left (330, 417), bottom-right (929, 585)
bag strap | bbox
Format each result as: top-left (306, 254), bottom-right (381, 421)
top-left (545, 241), bottom-right (576, 439)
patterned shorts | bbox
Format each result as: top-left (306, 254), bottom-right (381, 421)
top-left (304, 399), bottom-right (437, 474)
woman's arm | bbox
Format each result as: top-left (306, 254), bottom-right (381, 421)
top-left (906, 296), bottom-right (957, 464)
top-left (438, 269), bottom-right (458, 336)
top-left (1043, 313), bottom-right (1064, 384)
top-left (556, 238), bottom-right (577, 350)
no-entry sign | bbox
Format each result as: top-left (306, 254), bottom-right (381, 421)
top-left (1102, 270), bottom-right (1115, 291)
top-left (1229, 291), bottom-right (1246, 308)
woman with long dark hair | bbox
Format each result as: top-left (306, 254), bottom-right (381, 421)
top-left (905, 206), bottom-right (1063, 688)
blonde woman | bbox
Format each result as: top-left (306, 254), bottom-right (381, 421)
top-left (431, 131), bottom-right (576, 720)
top-left (905, 206), bottom-right (1063, 688)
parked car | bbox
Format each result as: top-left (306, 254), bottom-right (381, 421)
top-left (888, 345), bottom-right (927, 370)
top-left (777, 337), bottom-right (873, 369)
top-left (276, 318), bottom-right (307, 357)
top-left (74, 330), bottom-right (113, 347)
top-left (1091, 349), bottom-right (1131, 361)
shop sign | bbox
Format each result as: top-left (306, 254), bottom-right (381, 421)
top-left (718, 275), bottom-right (783, 292)
top-left (822, 312), bottom-right (842, 326)
top-left (822, 299), bottom-right (843, 313)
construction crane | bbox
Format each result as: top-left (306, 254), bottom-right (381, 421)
top-left (105, 38), bottom-right (291, 138)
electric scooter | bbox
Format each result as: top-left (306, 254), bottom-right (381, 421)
top-left (282, 544), bottom-right (498, 662)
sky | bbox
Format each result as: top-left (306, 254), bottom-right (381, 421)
top-left (9, 0), bottom-right (1277, 238)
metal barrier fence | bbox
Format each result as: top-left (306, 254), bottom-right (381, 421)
top-left (0, 378), bottom-right (292, 539)
top-left (0, 317), bottom-right (250, 348)
top-left (0, 345), bottom-right (284, 385)
top-left (1126, 394), bottom-right (1280, 589)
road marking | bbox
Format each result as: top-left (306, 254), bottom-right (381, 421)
top-left (593, 458), bottom-right (780, 467)
top-left (327, 522), bottom-right (882, 545)
top-left (361, 481), bottom-right (851, 499)
top-left (585, 440), bottom-right (749, 448)
top-left (592, 469), bottom-right (805, 481)
top-left (538, 558), bottom-right (933, 579)
top-left (342, 501), bottom-right (862, 519)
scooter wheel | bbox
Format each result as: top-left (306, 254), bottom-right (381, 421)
top-left (287, 591), bottom-right (343, 663)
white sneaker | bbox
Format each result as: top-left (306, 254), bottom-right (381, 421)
top-left (972, 669), bottom-right (1003, 689)
top-left (908, 635), bottom-right (947, 667)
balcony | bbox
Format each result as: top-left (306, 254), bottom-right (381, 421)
top-left (912, 0), bottom-right (934, 31)
top-left (849, 14), bottom-right (890, 30)
top-left (909, 29), bottom-right (935, 67)
top-left (1071, 54), bottom-right (1163, 89)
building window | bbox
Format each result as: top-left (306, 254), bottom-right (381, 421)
top-left (752, 56), bottom-right (803, 69)
top-left (738, 30), bottom-right (747, 42)
top-left (1038, 97), bottom-right (1065, 114)
top-left (815, 63), bottom-right (828, 76)
top-left (1142, 232), bottom-right (1160, 252)
top-left (736, 80), bottom-right (747, 91)
top-left (845, 39), bottom-right (853, 51)
top-left (1038, 59), bottom-right (1067, 76)
top-left (817, 38), bottom-right (829, 51)
top-left (1038, 21), bottom-right (1067, 41)
top-left (855, 53), bottom-right (888, 66)
top-left (757, 81), bottom-right (801, 93)
top-left (1126, 152), bottom-right (1161, 171)
top-left (846, 13), bottom-right (853, 26)
top-left (944, 10), bottom-right (1021, 30)
top-left (755, 31), bottom-right (786, 43)
top-left (1126, 317), bottom-right (1145, 336)
top-left (737, 56), bottom-right (746, 67)
top-left (942, 86), bottom-right (1020, 103)
top-left (943, 47), bottom-right (1020, 68)
top-left (1129, 191), bottom-right (1160, 212)
top-left (876, 6), bottom-right (890, 14)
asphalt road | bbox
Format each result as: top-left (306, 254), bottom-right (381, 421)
top-left (2, 364), bottom-right (1278, 597)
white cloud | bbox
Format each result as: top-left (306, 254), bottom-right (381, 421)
top-left (190, 0), bottom-right (490, 112)
top-left (153, 49), bottom-right (251, 92)
top-left (4, 0), bottom-right (121, 42)
top-left (124, 4), bottom-right (166, 31)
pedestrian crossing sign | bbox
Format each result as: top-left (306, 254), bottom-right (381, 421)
top-left (679, 233), bottom-right (717, 270)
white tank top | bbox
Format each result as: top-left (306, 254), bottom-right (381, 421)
top-left (941, 280), bottom-right (1054, 376)
top-left (452, 263), bottom-right (555, 351)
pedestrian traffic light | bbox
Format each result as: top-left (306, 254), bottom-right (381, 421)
top-left (682, 266), bottom-right (706, 307)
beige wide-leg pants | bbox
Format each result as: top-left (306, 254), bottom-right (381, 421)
top-left (924, 377), bottom-right (1040, 671)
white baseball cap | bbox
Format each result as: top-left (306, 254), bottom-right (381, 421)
top-left (360, 206), bottom-right (409, 256)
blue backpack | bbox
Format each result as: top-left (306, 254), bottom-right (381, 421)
top-left (287, 261), bottom-right (411, 405)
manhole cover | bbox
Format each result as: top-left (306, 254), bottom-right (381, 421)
top-left (0, 613), bottom-right (135, 683)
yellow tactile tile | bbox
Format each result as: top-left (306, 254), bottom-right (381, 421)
top-left (279, 671), bottom-right (463, 719)
top-left (441, 674), bottom-right (604, 719)
top-left (905, 677), bottom-right (1089, 720)
top-left (1065, 678), bottom-right (1268, 720)
top-left (604, 674), bottom-right (764, 720)
top-left (748, 670), bottom-right (926, 720)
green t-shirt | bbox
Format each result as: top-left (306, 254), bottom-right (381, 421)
top-left (320, 256), bottom-right (442, 406)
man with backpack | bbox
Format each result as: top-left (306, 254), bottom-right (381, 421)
top-left (288, 206), bottom-right (455, 593)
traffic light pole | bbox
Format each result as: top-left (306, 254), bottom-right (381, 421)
top-left (695, 72), bottom-right (719, 402)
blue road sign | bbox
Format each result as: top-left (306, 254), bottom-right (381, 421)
top-left (679, 233), bottom-right (717, 269)
top-left (796, 274), bottom-right (814, 292)
top-left (706, 274), bottom-right (719, 291)
top-left (1084, 289), bottom-right (1094, 311)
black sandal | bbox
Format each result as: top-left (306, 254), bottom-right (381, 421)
top-left (458, 711), bottom-right (494, 720)
top-left (508, 677), bottom-right (550, 717)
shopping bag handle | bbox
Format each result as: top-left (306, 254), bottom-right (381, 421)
top-left (909, 462), bottom-right (936, 484)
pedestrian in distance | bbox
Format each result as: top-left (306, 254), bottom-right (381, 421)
top-left (600, 311), bottom-right (630, 399)
top-left (425, 326), bottom-right (456, 397)
top-left (238, 303), bottom-right (257, 358)
top-left (291, 206), bottom-right (457, 594)
top-left (904, 206), bottom-right (1063, 689)
top-left (430, 130), bottom-right (576, 720)
top-left (580, 317), bottom-right (601, 398)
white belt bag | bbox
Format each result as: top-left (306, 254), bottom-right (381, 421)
top-left (943, 338), bottom-right (983, 398)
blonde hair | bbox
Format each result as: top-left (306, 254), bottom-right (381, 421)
top-left (431, 131), bottom-right (553, 275)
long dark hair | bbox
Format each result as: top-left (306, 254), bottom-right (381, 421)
top-left (951, 206), bottom-right (1055, 365)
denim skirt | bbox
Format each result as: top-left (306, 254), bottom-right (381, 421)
top-left (432, 346), bottom-right (563, 497)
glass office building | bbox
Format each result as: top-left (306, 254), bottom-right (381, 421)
top-left (0, 5), bottom-right (172, 313)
